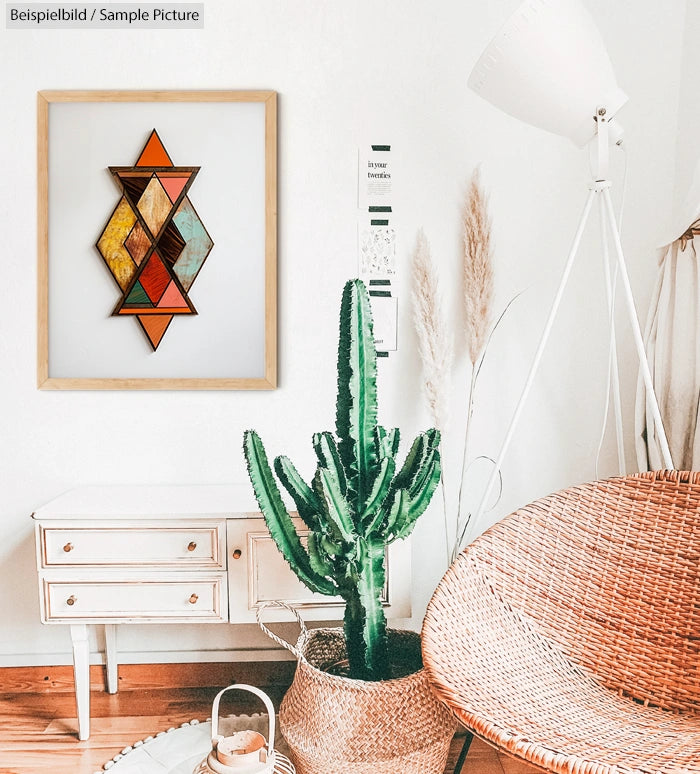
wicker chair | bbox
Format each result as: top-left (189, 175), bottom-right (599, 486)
top-left (422, 470), bottom-right (700, 774)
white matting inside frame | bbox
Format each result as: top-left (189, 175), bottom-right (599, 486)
top-left (47, 99), bottom-right (267, 379)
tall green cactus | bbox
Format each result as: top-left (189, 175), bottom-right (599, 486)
top-left (244, 279), bottom-right (441, 681)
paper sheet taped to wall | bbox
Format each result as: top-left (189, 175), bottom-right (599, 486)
top-left (369, 292), bottom-right (398, 352)
top-left (357, 144), bottom-right (397, 355)
top-left (358, 145), bottom-right (394, 209)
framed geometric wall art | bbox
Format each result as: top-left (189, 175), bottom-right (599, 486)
top-left (37, 90), bottom-right (277, 390)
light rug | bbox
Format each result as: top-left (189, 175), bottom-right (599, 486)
top-left (98, 715), bottom-right (287, 774)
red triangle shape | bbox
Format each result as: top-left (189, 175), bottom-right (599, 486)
top-left (137, 314), bottom-right (173, 350)
top-left (135, 130), bottom-right (174, 168)
top-left (139, 254), bottom-right (171, 304)
top-left (158, 280), bottom-right (189, 308)
top-left (157, 174), bottom-right (191, 203)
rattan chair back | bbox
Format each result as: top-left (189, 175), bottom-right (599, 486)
top-left (422, 471), bottom-right (700, 774)
top-left (464, 470), bottom-right (699, 712)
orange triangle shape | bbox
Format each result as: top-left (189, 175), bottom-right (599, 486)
top-left (157, 174), bottom-right (191, 203)
top-left (135, 130), bottom-right (174, 168)
top-left (137, 314), bottom-right (173, 349)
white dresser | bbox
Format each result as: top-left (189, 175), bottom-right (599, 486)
top-left (32, 485), bottom-right (411, 740)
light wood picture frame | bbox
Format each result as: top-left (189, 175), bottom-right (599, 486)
top-left (37, 90), bottom-right (277, 390)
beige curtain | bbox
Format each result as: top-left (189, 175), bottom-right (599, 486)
top-left (635, 233), bottom-right (700, 471)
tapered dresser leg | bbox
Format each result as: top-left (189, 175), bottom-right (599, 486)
top-left (70, 624), bottom-right (91, 741)
top-left (104, 624), bottom-right (118, 694)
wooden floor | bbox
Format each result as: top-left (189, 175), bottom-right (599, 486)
top-left (0, 663), bottom-right (538, 774)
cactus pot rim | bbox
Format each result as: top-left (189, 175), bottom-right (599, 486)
top-left (292, 627), bottom-right (425, 688)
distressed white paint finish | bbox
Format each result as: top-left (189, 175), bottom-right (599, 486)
top-left (41, 524), bottom-right (224, 568)
top-left (43, 576), bottom-right (227, 621)
top-left (32, 485), bottom-right (412, 739)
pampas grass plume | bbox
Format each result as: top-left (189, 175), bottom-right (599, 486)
top-left (411, 229), bottom-right (453, 432)
top-left (463, 168), bottom-right (494, 364)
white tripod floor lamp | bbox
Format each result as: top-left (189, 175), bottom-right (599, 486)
top-left (467, 0), bottom-right (674, 532)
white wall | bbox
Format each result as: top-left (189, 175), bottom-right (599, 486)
top-left (674, 0), bottom-right (700, 209)
top-left (0, 0), bottom-right (688, 666)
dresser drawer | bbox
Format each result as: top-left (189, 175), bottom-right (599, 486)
top-left (41, 576), bottom-right (227, 623)
top-left (39, 522), bottom-right (225, 569)
top-left (226, 518), bottom-right (411, 623)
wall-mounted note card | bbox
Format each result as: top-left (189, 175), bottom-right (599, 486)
top-left (358, 221), bottom-right (397, 281)
top-left (358, 144), bottom-right (394, 209)
top-left (357, 144), bottom-right (397, 355)
top-left (369, 290), bottom-right (398, 353)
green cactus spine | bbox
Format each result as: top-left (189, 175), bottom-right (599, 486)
top-left (244, 279), bottom-right (441, 681)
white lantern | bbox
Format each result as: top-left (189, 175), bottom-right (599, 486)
top-left (193, 684), bottom-right (295, 774)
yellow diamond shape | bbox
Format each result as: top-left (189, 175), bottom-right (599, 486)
top-left (96, 197), bottom-right (138, 291)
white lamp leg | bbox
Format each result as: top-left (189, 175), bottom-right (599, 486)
top-left (601, 187), bottom-right (674, 470)
top-left (598, 193), bottom-right (626, 474)
top-left (471, 188), bottom-right (598, 533)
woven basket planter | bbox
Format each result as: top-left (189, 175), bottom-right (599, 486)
top-left (259, 606), bottom-right (457, 774)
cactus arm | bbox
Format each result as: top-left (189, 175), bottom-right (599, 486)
top-left (313, 432), bottom-right (347, 497)
top-left (388, 428), bottom-right (400, 457)
top-left (387, 427), bottom-right (401, 457)
top-left (394, 457), bottom-right (442, 540)
top-left (321, 534), bottom-right (344, 556)
top-left (382, 487), bottom-right (409, 541)
top-left (274, 455), bottom-right (322, 529)
top-left (307, 532), bottom-right (340, 583)
top-left (311, 470), bottom-right (335, 537)
top-left (243, 430), bottom-right (336, 596)
top-left (318, 467), bottom-right (355, 543)
top-left (375, 425), bottom-right (387, 455)
top-left (307, 533), bottom-right (329, 578)
top-left (390, 428), bottom-right (440, 495)
top-left (362, 456), bottom-right (396, 532)
top-left (390, 434), bottom-right (427, 494)
top-left (336, 279), bottom-right (379, 510)
top-left (381, 436), bottom-right (442, 542)
top-left (404, 434), bottom-right (440, 504)
top-left (375, 426), bottom-right (400, 461)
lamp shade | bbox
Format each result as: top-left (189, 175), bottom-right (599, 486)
top-left (468, 0), bottom-right (628, 147)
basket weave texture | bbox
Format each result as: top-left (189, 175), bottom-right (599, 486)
top-left (279, 628), bottom-right (457, 774)
top-left (422, 470), bottom-right (700, 774)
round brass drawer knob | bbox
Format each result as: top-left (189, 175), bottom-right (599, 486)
top-left (66, 595), bottom-right (77, 606)
top-left (187, 541), bottom-right (197, 552)
top-left (232, 549), bottom-right (242, 560)
top-left (63, 543), bottom-right (74, 553)
top-left (189, 593), bottom-right (199, 604)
